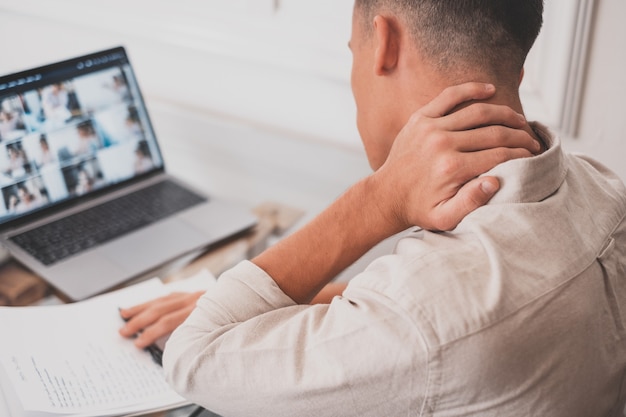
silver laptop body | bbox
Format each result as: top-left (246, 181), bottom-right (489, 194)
top-left (0, 46), bottom-right (256, 301)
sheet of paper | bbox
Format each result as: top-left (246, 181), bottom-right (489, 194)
top-left (0, 270), bottom-right (216, 417)
top-left (164, 269), bottom-right (216, 293)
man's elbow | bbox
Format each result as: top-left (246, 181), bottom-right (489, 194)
top-left (162, 327), bottom-right (212, 398)
top-left (162, 333), bottom-right (194, 395)
top-left (162, 327), bottom-right (248, 415)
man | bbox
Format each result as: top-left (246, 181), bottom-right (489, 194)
top-left (121, 0), bottom-right (626, 415)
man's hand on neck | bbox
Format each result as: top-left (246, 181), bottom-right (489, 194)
top-left (253, 83), bottom-right (540, 305)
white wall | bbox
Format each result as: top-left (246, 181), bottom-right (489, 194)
top-left (567, 0), bottom-right (626, 181)
top-left (0, 0), bottom-right (624, 189)
top-left (0, 0), bottom-right (358, 149)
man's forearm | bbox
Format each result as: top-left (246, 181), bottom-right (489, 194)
top-left (252, 175), bottom-right (398, 304)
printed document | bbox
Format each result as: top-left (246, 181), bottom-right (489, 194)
top-left (0, 270), bottom-right (216, 417)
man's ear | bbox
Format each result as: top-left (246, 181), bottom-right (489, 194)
top-left (518, 68), bottom-right (525, 86)
top-left (373, 15), bottom-right (400, 76)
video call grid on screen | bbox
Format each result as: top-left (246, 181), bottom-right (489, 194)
top-left (0, 48), bottom-right (164, 225)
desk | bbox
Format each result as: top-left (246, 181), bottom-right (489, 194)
top-left (155, 404), bottom-right (221, 417)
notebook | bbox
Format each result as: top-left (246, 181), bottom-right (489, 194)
top-left (0, 46), bottom-right (257, 301)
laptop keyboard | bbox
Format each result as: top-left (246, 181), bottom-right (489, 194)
top-left (10, 180), bottom-right (207, 266)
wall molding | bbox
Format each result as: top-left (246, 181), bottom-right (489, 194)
top-left (520, 0), bottom-right (596, 137)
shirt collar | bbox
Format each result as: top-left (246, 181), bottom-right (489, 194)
top-left (485, 122), bottom-right (568, 205)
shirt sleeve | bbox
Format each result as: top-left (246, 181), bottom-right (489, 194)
top-left (162, 260), bottom-right (429, 417)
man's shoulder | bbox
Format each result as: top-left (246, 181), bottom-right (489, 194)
top-left (566, 150), bottom-right (626, 196)
top-left (347, 231), bottom-right (510, 345)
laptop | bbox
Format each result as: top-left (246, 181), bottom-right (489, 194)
top-left (0, 46), bottom-right (257, 301)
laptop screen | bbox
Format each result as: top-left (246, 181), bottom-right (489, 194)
top-left (0, 46), bottom-right (164, 227)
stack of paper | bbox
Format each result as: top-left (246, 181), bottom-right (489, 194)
top-left (0, 270), bottom-right (216, 417)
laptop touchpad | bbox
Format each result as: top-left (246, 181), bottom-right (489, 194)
top-left (100, 218), bottom-right (208, 273)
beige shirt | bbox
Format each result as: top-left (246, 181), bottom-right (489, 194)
top-left (164, 123), bottom-right (626, 416)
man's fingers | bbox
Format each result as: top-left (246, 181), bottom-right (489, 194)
top-left (432, 146), bottom-right (532, 195)
top-left (468, 147), bottom-right (534, 174)
top-left (119, 293), bottom-right (185, 336)
top-left (432, 177), bottom-right (500, 231)
top-left (452, 126), bottom-right (540, 154)
top-left (420, 83), bottom-right (496, 118)
top-left (134, 309), bottom-right (185, 347)
top-left (442, 102), bottom-right (527, 132)
top-left (445, 147), bottom-right (532, 187)
top-left (119, 302), bottom-right (149, 320)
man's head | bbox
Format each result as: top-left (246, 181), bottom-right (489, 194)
top-left (350, 0), bottom-right (544, 169)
